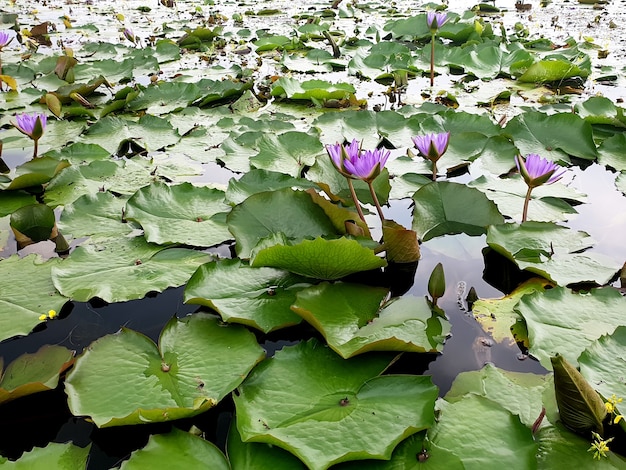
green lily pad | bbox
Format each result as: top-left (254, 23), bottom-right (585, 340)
top-left (469, 174), bottom-right (584, 222)
top-left (65, 314), bottom-right (264, 428)
top-left (579, 326), bottom-right (626, 402)
top-left (127, 82), bottom-right (202, 115)
top-left (0, 345), bottom-right (74, 405)
top-left (597, 134), bottom-right (626, 172)
top-left (445, 363), bottom-right (554, 428)
top-left (227, 188), bottom-right (338, 259)
top-left (227, 418), bottom-right (307, 470)
top-left (503, 111), bottom-right (598, 162)
top-left (428, 395), bottom-right (538, 468)
top-left (0, 442), bottom-right (90, 469)
top-left (184, 259), bottom-right (309, 333)
top-left (412, 182), bottom-right (504, 241)
top-left (0, 156), bottom-right (70, 191)
top-left (125, 182), bottom-right (232, 247)
top-left (80, 115), bottom-right (180, 154)
top-left (225, 169), bottom-right (317, 205)
top-left (234, 339), bottom-right (438, 470)
top-left (51, 237), bottom-right (212, 302)
top-left (0, 254), bottom-right (68, 342)
top-left (291, 282), bottom-right (450, 358)
top-left (9, 203), bottom-right (56, 243)
top-left (43, 142), bottom-right (111, 163)
top-left (516, 286), bottom-right (626, 369)
top-left (250, 131), bottom-right (324, 178)
top-left (486, 222), bottom-right (621, 285)
top-left (271, 77), bottom-right (356, 102)
top-left (518, 58), bottom-right (589, 84)
top-left (120, 428), bottom-right (229, 469)
top-left (0, 191), bottom-right (37, 217)
top-left (473, 278), bottom-right (552, 345)
top-left (251, 237), bottom-right (386, 280)
top-left (58, 192), bottom-right (133, 240)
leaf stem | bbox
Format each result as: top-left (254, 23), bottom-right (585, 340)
top-left (430, 34), bottom-right (435, 88)
top-left (367, 181), bottom-right (385, 223)
top-left (522, 186), bottom-right (533, 222)
top-left (346, 178), bottom-right (366, 223)
top-left (32, 138), bottom-right (39, 159)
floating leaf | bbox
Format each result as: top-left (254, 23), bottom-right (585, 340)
top-left (291, 282), bottom-right (449, 358)
top-left (412, 182), bottom-right (504, 241)
top-left (0, 442), bottom-right (90, 469)
top-left (271, 77), bottom-right (356, 102)
top-left (382, 219), bottom-right (420, 263)
top-left (518, 58), bottom-right (589, 84)
top-left (125, 182), bottom-right (232, 247)
top-left (225, 169), bottom-right (317, 205)
top-left (486, 222), bottom-right (621, 285)
top-left (579, 326), bottom-right (626, 403)
top-left (0, 345), bottom-right (74, 405)
top-left (0, 254), bottom-right (68, 342)
top-left (51, 237), bottom-right (212, 302)
top-left (184, 259), bottom-right (309, 333)
top-left (120, 428), bottom-right (229, 469)
top-left (235, 339), bottom-right (438, 470)
top-left (516, 286), bottom-right (626, 369)
top-left (58, 192), bottom-right (133, 240)
top-left (251, 237), bottom-right (386, 280)
top-left (250, 131), bottom-right (324, 178)
top-left (227, 188), bottom-right (338, 258)
top-left (9, 203), bottom-right (56, 243)
top-left (65, 314), bottom-right (264, 427)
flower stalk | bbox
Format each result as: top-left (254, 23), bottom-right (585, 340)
top-left (426, 11), bottom-right (448, 88)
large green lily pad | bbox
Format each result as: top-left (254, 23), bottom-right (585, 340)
top-left (65, 314), bottom-right (264, 427)
top-left (184, 259), bottom-right (309, 333)
top-left (486, 222), bottom-right (621, 285)
top-left (291, 282), bottom-right (449, 358)
top-left (234, 339), bottom-right (438, 470)
top-left (51, 237), bottom-right (212, 302)
top-left (227, 188), bottom-right (338, 258)
top-left (0, 254), bottom-right (68, 342)
top-left (412, 182), bottom-right (504, 241)
top-left (516, 286), bottom-right (626, 369)
top-left (120, 428), bottom-right (229, 469)
top-left (125, 182), bottom-right (232, 247)
top-left (251, 237), bottom-right (387, 280)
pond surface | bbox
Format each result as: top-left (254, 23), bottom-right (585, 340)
top-left (1, 0), bottom-right (626, 468)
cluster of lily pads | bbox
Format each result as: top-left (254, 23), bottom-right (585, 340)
top-left (1, 0), bottom-right (626, 468)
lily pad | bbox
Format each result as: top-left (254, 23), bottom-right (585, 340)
top-left (58, 192), bottom-right (133, 240)
top-left (227, 188), bottom-right (338, 258)
top-left (412, 182), bottom-right (504, 241)
top-left (120, 428), bottom-right (229, 469)
top-left (250, 131), bottom-right (324, 178)
top-left (291, 282), bottom-right (450, 358)
top-left (578, 326), bottom-right (626, 402)
top-left (184, 259), bottom-right (309, 333)
top-left (515, 286), bottom-right (626, 369)
top-left (65, 314), bottom-right (264, 427)
top-left (234, 339), bottom-right (438, 470)
top-left (251, 237), bottom-right (387, 280)
top-left (0, 345), bottom-right (74, 405)
top-left (51, 237), bottom-right (212, 303)
top-left (125, 182), bottom-right (232, 247)
top-left (486, 222), bottom-right (621, 285)
top-left (473, 278), bottom-right (553, 345)
top-left (0, 254), bottom-right (68, 342)
top-left (0, 442), bottom-right (90, 469)
top-left (271, 78), bottom-right (356, 102)
top-left (225, 169), bottom-right (317, 205)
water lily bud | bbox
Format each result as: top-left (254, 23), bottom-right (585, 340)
top-left (428, 262), bottom-right (446, 305)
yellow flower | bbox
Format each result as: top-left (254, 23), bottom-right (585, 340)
top-left (588, 432), bottom-right (613, 460)
top-left (39, 314), bottom-right (47, 321)
top-left (614, 414), bottom-right (623, 425)
top-left (48, 309), bottom-right (57, 319)
top-left (605, 394), bottom-right (624, 425)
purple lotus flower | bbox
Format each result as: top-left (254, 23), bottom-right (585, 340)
top-left (515, 153), bottom-right (566, 188)
top-left (412, 132), bottom-right (450, 162)
top-left (14, 113), bottom-right (47, 140)
top-left (0, 31), bottom-right (12, 49)
top-left (326, 140), bottom-right (389, 182)
top-left (426, 11), bottom-right (448, 32)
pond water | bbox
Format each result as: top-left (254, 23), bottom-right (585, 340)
top-left (1, 0), bottom-right (626, 468)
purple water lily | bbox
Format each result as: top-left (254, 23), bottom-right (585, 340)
top-left (516, 154), bottom-right (567, 222)
top-left (426, 11), bottom-right (448, 31)
top-left (123, 28), bottom-right (136, 44)
top-left (326, 140), bottom-right (390, 222)
top-left (13, 112), bottom-right (47, 159)
top-left (412, 132), bottom-right (450, 180)
top-left (0, 31), bottom-right (12, 49)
